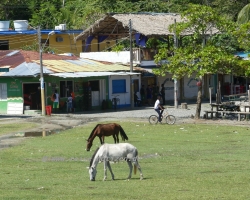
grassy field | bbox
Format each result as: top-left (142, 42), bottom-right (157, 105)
top-left (0, 122), bottom-right (37, 136)
top-left (0, 121), bottom-right (250, 199)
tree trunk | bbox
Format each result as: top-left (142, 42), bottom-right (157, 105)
top-left (195, 82), bottom-right (202, 119)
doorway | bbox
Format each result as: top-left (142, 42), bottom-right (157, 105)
top-left (23, 83), bottom-right (43, 110)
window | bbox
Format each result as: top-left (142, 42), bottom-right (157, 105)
top-left (0, 83), bottom-right (7, 100)
top-left (60, 81), bottom-right (73, 98)
top-left (112, 79), bottom-right (126, 93)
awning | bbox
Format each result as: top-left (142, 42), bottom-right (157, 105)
top-left (50, 71), bottom-right (140, 78)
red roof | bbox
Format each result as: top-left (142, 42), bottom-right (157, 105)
top-left (0, 50), bottom-right (78, 69)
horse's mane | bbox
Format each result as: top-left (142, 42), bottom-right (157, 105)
top-left (89, 147), bottom-right (100, 167)
top-left (88, 124), bottom-right (100, 140)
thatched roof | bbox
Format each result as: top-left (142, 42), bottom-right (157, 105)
top-left (76, 13), bottom-right (219, 41)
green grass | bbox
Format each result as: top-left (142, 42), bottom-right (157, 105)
top-left (0, 121), bottom-right (250, 199)
top-left (0, 122), bottom-right (37, 136)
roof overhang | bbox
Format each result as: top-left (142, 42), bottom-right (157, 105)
top-left (50, 71), bottom-right (140, 78)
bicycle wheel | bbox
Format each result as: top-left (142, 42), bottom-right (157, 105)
top-left (165, 115), bottom-right (176, 125)
top-left (149, 115), bottom-right (158, 125)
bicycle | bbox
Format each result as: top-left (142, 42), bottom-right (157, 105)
top-left (149, 109), bottom-right (176, 125)
top-left (112, 95), bottom-right (120, 111)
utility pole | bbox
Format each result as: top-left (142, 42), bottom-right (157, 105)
top-left (37, 26), bottom-right (46, 116)
top-left (129, 19), bottom-right (134, 108)
top-left (173, 19), bottom-right (178, 109)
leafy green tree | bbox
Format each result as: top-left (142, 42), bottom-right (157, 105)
top-left (154, 4), bottom-right (246, 119)
top-left (0, 0), bottom-right (31, 20)
top-left (233, 22), bottom-right (250, 52)
top-left (211, 0), bottom-right (250, 21)
top-left (237, 3), bottom-right (250, 24)
top-left (29, 0), bottom-right (62, 29)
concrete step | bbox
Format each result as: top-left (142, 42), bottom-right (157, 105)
top-left (24, 109), bottom-right (41, 115)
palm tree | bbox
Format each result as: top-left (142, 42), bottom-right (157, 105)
top-left (237, 4), bottom-right (250, 24)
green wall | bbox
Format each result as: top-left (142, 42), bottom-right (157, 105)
top-left (0, 75), bottom-right (109, 114)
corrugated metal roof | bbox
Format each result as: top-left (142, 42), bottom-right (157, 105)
top-left (0, 50), bottom-right (145, 76)
top-left (32, 59), bottom-right (143, 72)
top-left (2, 62), bottom-right (52, 76)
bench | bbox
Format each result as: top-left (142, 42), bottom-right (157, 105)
top-left (220, 111), bottom-right (250, 121)
top-left (235, 112), bottom-right (250, 121)
top-left (204, 110), bottom-right (219, 119)
top-left (204, 110), bottom-right (250, 121)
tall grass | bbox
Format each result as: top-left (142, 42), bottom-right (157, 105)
top-left (0, 121), bottom-right (250, 199)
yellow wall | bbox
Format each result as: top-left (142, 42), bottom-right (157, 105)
top-left (90, 38), bottom-right (116, 52)
top-left (0, 34), bottom-right (36, 49)
top-left (0, 33), bottom-right (83, 56)
top-left (0, 33), bottom-right (117, 55)
top-left (48, 34), bottom-right (83, 55)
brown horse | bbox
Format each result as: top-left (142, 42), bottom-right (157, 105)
top-left (86, 123), bottom-right (128, 151)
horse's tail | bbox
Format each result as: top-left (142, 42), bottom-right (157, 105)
top-left (88, 124), bottom-right (100, 140)
top-left (134, 148), bottom-right (138, 175)
top-left (119, 126), bottom-right (128, 141)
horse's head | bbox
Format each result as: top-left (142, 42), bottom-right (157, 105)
top-left (86, 140), bottom-right (92, 151)
top-left (89, 166), bottom-right (97, 181)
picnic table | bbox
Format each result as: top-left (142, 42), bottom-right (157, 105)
top-left (204, 103), bottom-right (223, 119)
top-left (237, 104), bottom-right (250, 121)
top-left (204, 103), bottom-right (250, 121)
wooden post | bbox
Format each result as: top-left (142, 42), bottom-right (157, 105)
top-left (209, 87), bottom-right (213, 104)
top-left (248, 86), bottom-right (250, 105)
top-left (218, 81), bottom-right (221, 104)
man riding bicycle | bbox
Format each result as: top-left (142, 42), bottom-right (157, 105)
top-left (154, 94), bottom-right (164, 123)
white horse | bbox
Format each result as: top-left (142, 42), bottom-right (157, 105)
top-left (88, 143), bottom-right (143, 181)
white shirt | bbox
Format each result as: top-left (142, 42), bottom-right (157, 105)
top-left (154, 99), bottom-right (160, 109)
top-left (54, 93), bottom-right (59, 103)
top-left (68, 96), bottom-right (72, 103)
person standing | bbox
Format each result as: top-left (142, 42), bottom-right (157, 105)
top-left (154, 94), bottom-right (164, 123)
top-left (36, 87), bottom-right (41, 109)
top-left (70, 90), bottom-right (75, 112)
top-left (160, 83), bottom-right (165, 105)
top-left (134, 92), bottom-right (141, 107)
top-left (67, 93), bottom-right (73, 113)
top-left (53, 89), bottom-right (59, 113)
